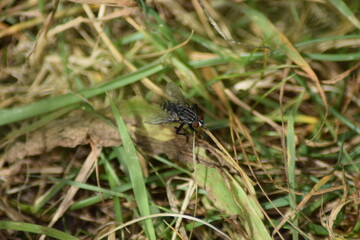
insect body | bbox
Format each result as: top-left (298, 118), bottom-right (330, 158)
top-left (146, 81), bottom-right (204, 135)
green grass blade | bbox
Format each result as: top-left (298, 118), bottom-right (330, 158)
top-left (327, 0), bottom-right (360, 30)
top-left (304, 52), bottom-right (360, 61)
top-left (286, 91), bottom-right (305, 240)
top-left (1, 104), bottom-right (76, 146)
top-left (0, 221), bottom-right (79, 240)
top-left (0, 62), bottom-right (164, 126)
top-left (102, 153), bottom-right (124, 239)
top-left (47, 177), bottom-right (129, 198)
top-left (108, 94), bottom-right (156, 240)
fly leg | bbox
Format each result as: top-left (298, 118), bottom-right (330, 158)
top-left (175, 123), bottom-right (186, 135)
top-left (175, 123), bottom-right (191, 142)
top-left (176, 123), bottom-right (198, 135)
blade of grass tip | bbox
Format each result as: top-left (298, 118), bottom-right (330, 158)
top-left (0, 221), bottom-right (79, 240)
top-left (108, 93), bottom-right (156, 240)
top-left (328, 0), bottom-right (360, 30)
top-left (241, 5), bottom-right (328, 141)
top-left (0, 61), bottom-right (164, 126)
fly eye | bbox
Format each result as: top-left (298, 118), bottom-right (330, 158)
top-left (192, 121), bottom-right (200, 128)
top-left (197, 115), bottom-right (203, 120)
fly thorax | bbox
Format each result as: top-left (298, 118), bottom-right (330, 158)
top-left (162, 101), bottom-right (177, 114)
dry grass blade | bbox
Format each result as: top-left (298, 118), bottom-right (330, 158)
top-left (203, 128), bottom-right (255, 186)
top-left (67, 0), bottom-right (136, 7)
top-left (97, 213), bottom-right (232, 240)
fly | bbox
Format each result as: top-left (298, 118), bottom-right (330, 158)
top-left (145, 81), bottom-right (204, 135)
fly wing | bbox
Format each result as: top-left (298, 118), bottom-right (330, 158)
top-left (144, 110), bottom-right (178, 125)
top-left (165, 81), bottom-right (189, 105)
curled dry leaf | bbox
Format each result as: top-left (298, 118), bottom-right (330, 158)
top-left (5, 110), bottom-right (121, 162)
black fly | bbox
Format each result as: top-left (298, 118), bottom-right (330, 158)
top-left (145, 81), bottom-right (204, 135)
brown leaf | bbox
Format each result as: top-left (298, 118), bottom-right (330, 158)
top-left (5, 110), bottom-right (121, 162)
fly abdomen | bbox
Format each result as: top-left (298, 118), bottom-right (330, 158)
top-left (177, 107), bottom-right (196, 124)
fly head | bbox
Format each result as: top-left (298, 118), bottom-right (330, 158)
top-left (191, 114), bottom-right (204, 128)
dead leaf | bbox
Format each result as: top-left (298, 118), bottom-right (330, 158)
top-left (5, 110), bottom-right (121, 162)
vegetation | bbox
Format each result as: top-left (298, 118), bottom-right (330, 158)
top-left (0, 0), bottom-right (359, 239)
